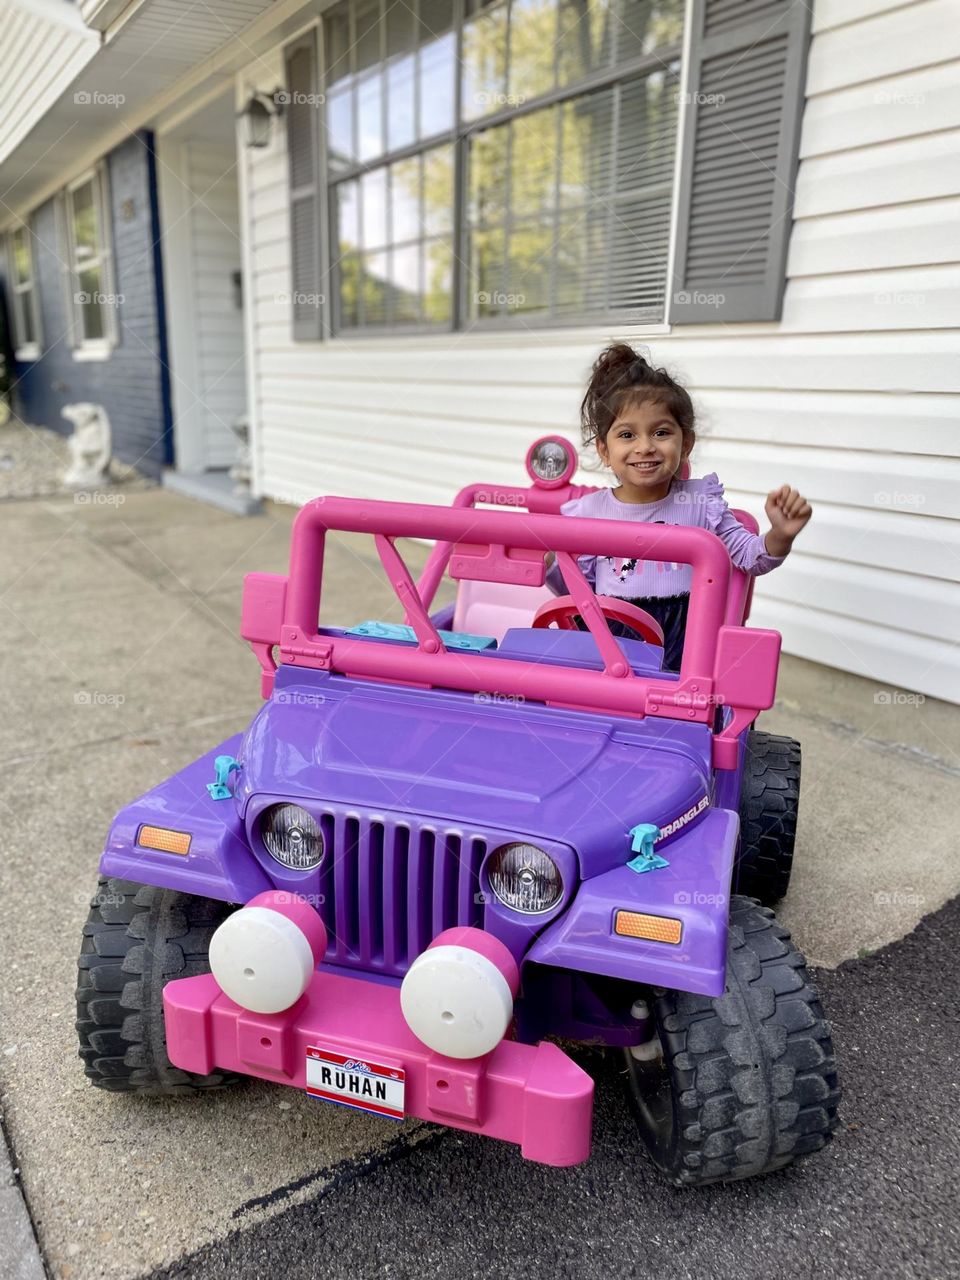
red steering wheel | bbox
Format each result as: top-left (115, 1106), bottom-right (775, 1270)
top-left (532, 595), bottom-right (665, 648)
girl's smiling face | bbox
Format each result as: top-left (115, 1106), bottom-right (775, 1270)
top-left (597, 396), bottom-right (691, 504)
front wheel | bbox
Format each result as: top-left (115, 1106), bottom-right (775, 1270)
top-left (621, 896), bottom-right (840, 1186)
top-left (76, 876), bottom-right (241, 1095)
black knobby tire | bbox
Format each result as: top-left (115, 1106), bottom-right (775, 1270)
top-left (76, 876), bottom-right (241, 1095)
top-left (622, 896), bottom-right (840, 1186)
top-left (736, 730), bottom-right (801, 905)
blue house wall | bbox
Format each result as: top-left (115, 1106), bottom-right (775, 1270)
top-left (5, 130), bottom-right (172, 478)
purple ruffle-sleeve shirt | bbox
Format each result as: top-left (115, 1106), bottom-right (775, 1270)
top-left (546, 473), bottom-right (785, 599)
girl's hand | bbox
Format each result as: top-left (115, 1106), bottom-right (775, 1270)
top-left (764, 485), bottom-right (812, 555)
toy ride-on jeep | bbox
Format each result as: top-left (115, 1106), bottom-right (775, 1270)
top-left (76, 436), bottom-right (840, 1185)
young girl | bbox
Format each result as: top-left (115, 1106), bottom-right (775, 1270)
top-left (547, 343), bottom-right (813, 671)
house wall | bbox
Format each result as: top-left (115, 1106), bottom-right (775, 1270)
top-left (238, 0), bottom-right (960, 703)
top-left (6, 131), bottom-right (170, 478)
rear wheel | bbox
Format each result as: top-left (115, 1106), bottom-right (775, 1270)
top-left (736, 731), bottom-right (801, 904)
top-left (76, 876), bottom-right (241, 1095)
top-left (622, 896), bottom-right (840, 1186)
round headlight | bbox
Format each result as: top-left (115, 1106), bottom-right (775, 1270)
top-left (525, 436), bottom-right (576, 487)
top-left (260, 804), bottom-right (324, 870)
top-left (487, 843), bottom-right (562, 914)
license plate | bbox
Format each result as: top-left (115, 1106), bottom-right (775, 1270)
top-left (305, 1046), bottom-right (405, 1120)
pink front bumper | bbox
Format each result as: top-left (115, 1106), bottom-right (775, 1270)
top-left (163, 968), bottom-right (594, 1167)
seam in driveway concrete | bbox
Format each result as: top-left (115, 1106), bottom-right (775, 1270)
top-left (1, 1109), bottom-right (46, 1280)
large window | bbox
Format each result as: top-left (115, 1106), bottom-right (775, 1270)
top-left (64, 167), bottom-right (117, 351)
top-left (318, 0), bottom-right (683, 334)
top-left (6, 224), bottom-right (41, 357)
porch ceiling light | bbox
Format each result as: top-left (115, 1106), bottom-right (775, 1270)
top-left (239, 90), bottom-right (284, 149)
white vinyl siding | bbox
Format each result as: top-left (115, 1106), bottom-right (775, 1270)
top-left (241, 0), bottom-right (960, 703)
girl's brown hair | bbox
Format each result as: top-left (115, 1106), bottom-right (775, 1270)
top-left (580, 343), bottom-right (696, 450)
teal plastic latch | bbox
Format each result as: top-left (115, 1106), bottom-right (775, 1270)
top-left (346, 620), bottom-right (497, 651)
top-left (627, 823), bottom-right (668, 873)
top-left (206, 755), bottom-right (240, 800)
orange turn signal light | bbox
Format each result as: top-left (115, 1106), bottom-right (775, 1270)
top-left (137, 825), bottom-right (192, 856)
top-left (614, 910), bottom-right (682, 945)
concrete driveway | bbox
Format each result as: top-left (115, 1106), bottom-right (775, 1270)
top-left (0, 488), bottom-right (957, 1279)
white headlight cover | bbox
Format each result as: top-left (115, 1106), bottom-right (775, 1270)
top-left (488, 842), bottom-right (562, 914)
top-left (261, 804), bottom-right (324, 870)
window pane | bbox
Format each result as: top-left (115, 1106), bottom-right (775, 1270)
top-left (71, 180), bottom-right (98, 260)
top-left (616, 67), bottom-right (678, 193)
top-left (391, 157), bottom-right (421, 242)
top-left (16, 290), bottom-right (36, 346)
top-left (422, 144), bottom-right (454, 235)
top-left (506, 222), bottom-right (550, 313)
top-left (559, 89), bottom-right (614, 208)
top-left (357, 71), bottom-right (384, 161)
top-left (12, 228), bottom-right (31, 285)
top-left (615, 0), bottom-right (683, 64)
top-left (355, 0), bottom-right (382, 72)
top-left (326, 85), bottom-right (355, 173)
top-left (362, 249), bottom-right (390, 324)
top-left (387, 54), bottom-right (416, 151)
top-left (338, 247), bottom-right (362, 327)
top-left (554, 208), bottom-right (607, 314)
top-left (509, 105), bottom-right (556, 218)
top-left (390, 242), bottom-right (421, 322)
top-left (423, 238), bottom-right (452, 323)
top-left (508, 0), bottom-right (557, 104)
top-left (419, 33), bottom-right (456, 136)
top-left (467, 126), bottom-right (508, 225)
top-left (419, 0), bottom-right (454, 41)
top-left (324, 2), bottom-right (352, 85)
top-left (466, 225), bottom-right (505, 317)
top-left (78, 266), bottom-right (105, 340)
top-left (385, 0), bottom-right (415, 53)
top-left (336, 180), bottom-right (360, 254)
top-left (361, 167), bottom-right (388, 247)
top-left (462, 0), bottom-right (507, 121)
top-left (557, 0), bottom-right (614, 85)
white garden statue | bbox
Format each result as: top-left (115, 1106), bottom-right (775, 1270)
top-left (62, 402), bottom-right (113, 488)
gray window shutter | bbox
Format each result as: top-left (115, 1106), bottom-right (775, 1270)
top-left (285, 33), bottom-right (323, 341)
top-left (668, 0), bottom-right (812, 324)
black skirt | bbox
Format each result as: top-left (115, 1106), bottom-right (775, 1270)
top-left (576, 593), bottom-right (690, 673)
